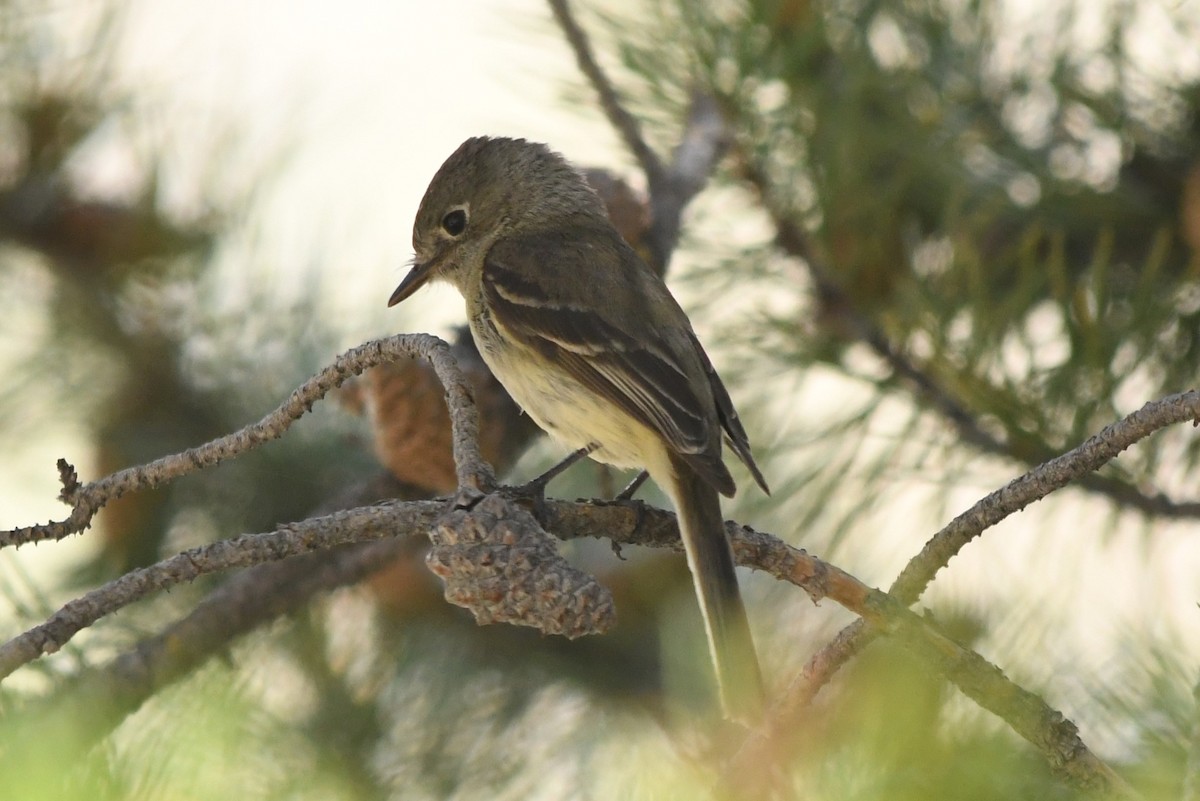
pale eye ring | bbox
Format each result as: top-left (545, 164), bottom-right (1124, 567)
top-left (441, 208), bottom-right (467, 236)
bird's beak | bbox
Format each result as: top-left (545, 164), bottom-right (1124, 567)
top-left (387, 260), bottom-right (434, 307)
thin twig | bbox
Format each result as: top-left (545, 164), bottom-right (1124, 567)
top-left (548, 0), bottom-right (732, 272)
top-left (547, 0), bottom-right (665, 189)
top-left (0, 536), bottom-right (414, 782)
top-left (643, 93), bottom-right (732, 269)
top-left (740, 155), bottom-right (1200, 520)
top-left (549, 500), bottom-right (1133, 797)
top-left (8, 357), bottom-right (1165, 793)
top-left (0, 334), bottom-right (492, 550)
top-left (767, 390), bottom-right (1200, 782)
top-left (1, 487), bottom-right (1131, 795)
top-left (893, 390), bottom-right (1200, 600)
top-left (737, 138), bottom-right (1200, 767)
top-left (558, 497), bottom-right (1134, 794)
top-left (0, 501), bottom-right (442, 680)
top-left (665, 93), bottom-right (730, 201)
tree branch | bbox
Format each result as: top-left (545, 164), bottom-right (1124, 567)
top-left (547, 0), bottom-right (665, 190)
top-left (892, 389), bottom-right (1200, 601)
top-left (9, 372), bottom-right (1164, 795)
top-left (643, 93), bottom-right (731, 270)
top-left (0, 536), bottom-right (414, 787)
top-left (1, 488), bottom-right (1132, 795)
top-left (0, 334), bottom-right (492, 550)
top-left (0, 501), bottom-right (442, 680)
top-left (10, 367), bottom-right (1174, 795)
top-left (551, 499), bottom-right (1136, 796)
top-left (548, 0), bottom-right (731, 272)
top-left (738, 154), bottom-right (1200, 520)
top-left (763, 390), bottom-right (1200, 788)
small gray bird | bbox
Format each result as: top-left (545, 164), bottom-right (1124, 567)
top-left (388, 136), bottom-right (769, 721)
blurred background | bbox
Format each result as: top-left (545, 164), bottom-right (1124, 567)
top-left (1, 0), bottom-right (1199, 798)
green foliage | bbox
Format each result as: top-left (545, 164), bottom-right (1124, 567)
top-left (604, 0), bottom-right (1200, 495)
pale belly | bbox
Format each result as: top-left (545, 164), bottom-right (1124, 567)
top-left (474, 328), bottom-right (662, 472)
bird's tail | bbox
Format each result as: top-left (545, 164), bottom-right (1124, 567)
top-left (666, 454), bottom-right (765, 723)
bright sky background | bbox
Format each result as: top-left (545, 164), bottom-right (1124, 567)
top-left (111, 0), bottom-right (629, 328)
top-left (1, 0), bottom-right (626, 529)
top-left (0, 0), bottom-right (638, 599)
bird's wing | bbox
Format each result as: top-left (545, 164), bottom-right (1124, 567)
top-left (482, 230), bottom-right (736, 495)
top-left (689, 332), bottom-right (770, 495)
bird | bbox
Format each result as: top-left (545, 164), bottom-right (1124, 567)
top-left (388, 136), bottom-right (769, 721)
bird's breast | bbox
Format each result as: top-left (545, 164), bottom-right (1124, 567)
top-left (468, 310), bottom-right (663, 472)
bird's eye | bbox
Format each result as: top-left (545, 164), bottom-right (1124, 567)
top-left (441, 209), bottom-right (467, 236)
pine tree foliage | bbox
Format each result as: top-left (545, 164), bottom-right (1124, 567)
top-left (604, 0), bottom-right (1200, 510)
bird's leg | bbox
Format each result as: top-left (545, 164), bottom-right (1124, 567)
top-left (608, 470), bottom-right (651, 561)
top-left (510, 444), bottom-right (597, 502)
top-left (614, 470), bottom-right (650, 501)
